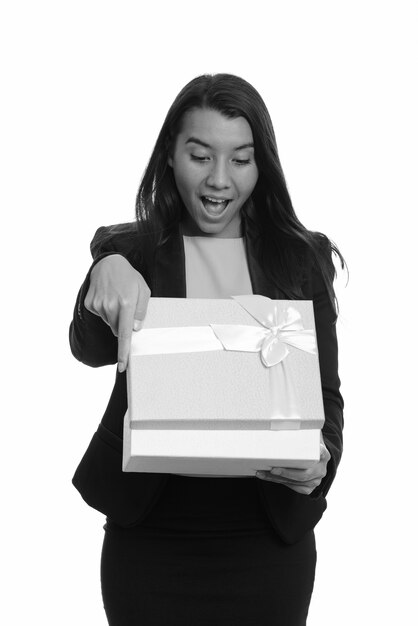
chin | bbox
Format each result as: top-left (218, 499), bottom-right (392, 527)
top-left (200, 220), bottom-right (231, 236)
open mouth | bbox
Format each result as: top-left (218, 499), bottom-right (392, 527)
top-left (201, 196), bottom-right (231, 216)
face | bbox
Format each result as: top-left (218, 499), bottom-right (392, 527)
top-left (168, 108), bottom-right (259, 237)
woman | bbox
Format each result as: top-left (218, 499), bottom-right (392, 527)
top-left (70, 73), bottom-right (345, 626)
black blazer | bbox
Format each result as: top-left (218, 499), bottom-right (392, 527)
top-left (71, 223), bottom-right (344, 544)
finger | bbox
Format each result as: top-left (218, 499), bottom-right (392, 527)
top-left (282, 469), bottom-right (326, 483)
top-left (117, 303), bottom-right (136, 372)
top-left (99, 303), bottom-right (119, 336)
top-left (133, 281), bottom-right (150, 331)
top-left (270, 466), bottom-right (309, 476)
top-left (84, 292), bottom-right (104, 318)
top-left (270, 467), bottom-right (315, 483)
top-left (283, 483), bottom-right (317, 495)
top-left (320, 442), bottom-right (331, 462)
top-left (281, 479), bottom-right (321, 494)
top-left (83, 291), bottom-right (94, 313)
top-left (97, 300), bottom-right (119, 337)
top-left (83, 292), bottom-right (119, 335)
top-left (271, 472), bottom-right (323, 489)
top-left (273, 468), bottom-right (326, 485)
top-left (256, 472), bottom-right (320, 494)
top-left (276, 476), bottom-right (322, 490)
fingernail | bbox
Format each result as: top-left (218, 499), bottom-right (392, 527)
top-left (133, 320), bottom-right (142, 331)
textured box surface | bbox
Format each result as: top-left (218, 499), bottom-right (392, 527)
top-left (127, 297), bottom-right (325, 430)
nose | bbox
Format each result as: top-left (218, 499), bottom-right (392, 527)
top-left (206, 158), bottom-right (232, 189)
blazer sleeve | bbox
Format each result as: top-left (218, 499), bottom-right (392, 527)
top-left (309, 255), bottom-right (344, 498)
top-left (69, 226), bottom-right (131, 368)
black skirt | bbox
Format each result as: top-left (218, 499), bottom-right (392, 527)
top-left (101, 475), bottom-right (317, 626)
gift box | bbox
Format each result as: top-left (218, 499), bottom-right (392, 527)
top-left (122, 296), bottom-right (325, 476)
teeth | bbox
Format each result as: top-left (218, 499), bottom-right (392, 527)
top-left (201, 196), bottom-right (229, 216)
top-left (203, 197), bottom-right (229, 203)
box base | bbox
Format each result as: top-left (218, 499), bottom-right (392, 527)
top-left (123, 414), bottom-right (321, 476)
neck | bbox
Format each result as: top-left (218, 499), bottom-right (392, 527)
top-left (180, 219), bottom-right (243, 239)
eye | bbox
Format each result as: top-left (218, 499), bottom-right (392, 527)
top-left (191, 154), bottom-right (210, 162)
top-left (234, 159), bottom-right (251, 166)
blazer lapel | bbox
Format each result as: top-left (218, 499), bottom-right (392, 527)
top-left (152, 226), bottom-right (186, 298)
top-left (244, 234), bottom-right (288, 299)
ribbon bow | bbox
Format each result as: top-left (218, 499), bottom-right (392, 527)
top-left (210, 295), bottom-right (317, 366)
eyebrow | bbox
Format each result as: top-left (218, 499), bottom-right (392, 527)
top-left (185, 137), bottom-right (254, 151)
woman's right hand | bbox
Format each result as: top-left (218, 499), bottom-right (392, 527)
top-left (84, 254), bottom-right (151, 372)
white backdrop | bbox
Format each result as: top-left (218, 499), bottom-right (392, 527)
top-left (2, 1), bottom-right (417, 624)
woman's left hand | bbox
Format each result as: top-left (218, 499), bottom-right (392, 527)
top-left (256, 438), bottom-right (331, 495)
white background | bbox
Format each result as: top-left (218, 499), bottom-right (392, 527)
top-left (2, 1), bottom-right (417, 624)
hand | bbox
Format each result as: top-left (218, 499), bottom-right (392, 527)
top-left (84, 254), bottom-right (151, 372)
top-left (256, 438), bottom-right (331, 495)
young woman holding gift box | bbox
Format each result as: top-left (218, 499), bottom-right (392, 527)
top-left (70, 74), bottom-right (345, 626)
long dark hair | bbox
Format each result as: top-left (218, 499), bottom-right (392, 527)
top-left (131, 74), bottom-right (346, 311)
